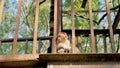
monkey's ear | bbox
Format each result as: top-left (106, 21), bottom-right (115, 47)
top-left (66, 35), bottom-right (68, 39)
top-left (64, 34), bottom-right (68, 39)
top-left (62, 32), bottom-right (68, 39)
top-left (63, 35), bottom-right (67, 40)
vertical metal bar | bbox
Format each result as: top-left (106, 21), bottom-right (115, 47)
top-left (48, 0), bottom-right (54, 53)
top-left (25, 40), bottom-right (28, 54)
top-left (103, 35), bottom-right (107, 53)
top-left (105, 0), bottom-right (115, 53)
top-left (116, 34), bottom-right (120, 53)
top-left (88, 0), bottom-right (96, 53)
top-left (71, 0), bottom-right (76, 53)
top-left (38, 39), bottom-right (41, 53)
top-left (0, 40), bottom-right (2, 54)
top-left (57, 0), bottom-right (62, 33)
top-left (48, 40), bottom-right (52, 53)
top-left (13, 0), bottom-right (22, 55)
top-left (0, 0), bottom-right (4, 23)
top-left (48, 38), bottom-right (53, 53)
top-left (53, 0), bottom-right (57, 53)
top-left (95, 35), bottom-right (98, 53)
top-left (0, 40), bottom-right (1, 46)
top-left (38, 39), bottom-right (42, 53)
top-left (33, 0), bottom-right (39, 54)
top-left (103, 27), bottom-right (107, 53)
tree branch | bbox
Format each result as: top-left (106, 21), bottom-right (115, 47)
top-left (39, 0), bottom-right (46, 5)
top-left (98, 4), bottom-right (120, 24)
top-left (22, 1), bottom-right (34, 34)
top-left (63, 12), bottom-right (98, 24)
top-left (75, 15), bottom-right (98, 24)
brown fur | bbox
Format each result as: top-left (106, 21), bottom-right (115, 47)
top-left (57, 32), bottom-right (71, 54)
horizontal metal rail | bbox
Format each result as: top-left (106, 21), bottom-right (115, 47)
top-left (62, 29), bottom-right (120, 35)
top-left (39, 53), bottom-right (120, 62)
top-left (63, 10), bottom-right (118, 13)
top-left (1, 36), bottom-right (53, 43)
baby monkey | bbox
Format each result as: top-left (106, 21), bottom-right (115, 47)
top-left (57, 32), bottom-right (71, 54)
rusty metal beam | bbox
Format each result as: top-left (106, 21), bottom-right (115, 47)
top-left (39, 54), bottom-right (120, 62)
top-left (88, 0), bottom-right (96, 53)
top-left (0, 54), bottom-right (45, 67)
top-left (49, 0), bottom-right (54, 36)
top-left (1, 36), bottom-right (53, 43)
top-left (71, 0), bottom-right (76, 53)
top-left (2, 28), bottom-right (120, 43)
top-left (81, 0), bottom-right (87, 8)
top-left (105, 0), bottom-right (115, 53)
top-left (0, 54), bottom-right (38, 62)
top-left (53, 0), bottom-right (57, 53)
top-left (57, 0), bottom-right (62, 33)
top-left (13, 0), bottom-right (22, 55)
top-left (112, 7), bottom-right (120, 32)
top-left (62, 29), bottom-right (120, 35)
top-left (33, 0), bottom-right (40, 54)
top-left (0, 60), bottom-right (39, 67)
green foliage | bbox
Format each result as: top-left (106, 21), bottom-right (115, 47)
top-left (0, 43), bottom-right (12, 55)
top-left (62, 0), bottom-right (120, 53)
top-left (62, 0), bottom-right (101, 29)
top-left (62, 0), bottom-right (71, 11)
top-left (0, 0), bottom-right (51, 55)
top-left (0, 0), bottom-right (120, 54)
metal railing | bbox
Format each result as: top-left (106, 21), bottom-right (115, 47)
top-left (0, 0), bottom-right (119, 56)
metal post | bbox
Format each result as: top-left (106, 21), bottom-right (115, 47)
top-left (71, 0), bottom-right (76, 53)
top-left (25, 40), bottom-right (28, 54)
top-left (33, 0), bottom-right (39, 54)
top-left (88, 0), bottom-right (96, 53)
top-left (13, 0), bottom-right (22, 55)
top-left (0, 0), bottom-right (4, 23)
top-left (38, 39), bottom-right (43, 53)
top-left (95, 35), bottom-right (98, 53)
top-left (57, 0), bottom-right (62, 33)
top-left (53, 0), bottom-right (58, 53)
top-left (105, 0), bottom-right (115, 53)
top-left (103, 35), bottom-right (107, 53)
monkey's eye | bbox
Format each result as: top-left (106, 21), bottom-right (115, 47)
top-left (58, 35), bottom-right (61, 37)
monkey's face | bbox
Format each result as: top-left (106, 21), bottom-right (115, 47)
top-left (57, 32), bottom-right (68, 43)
